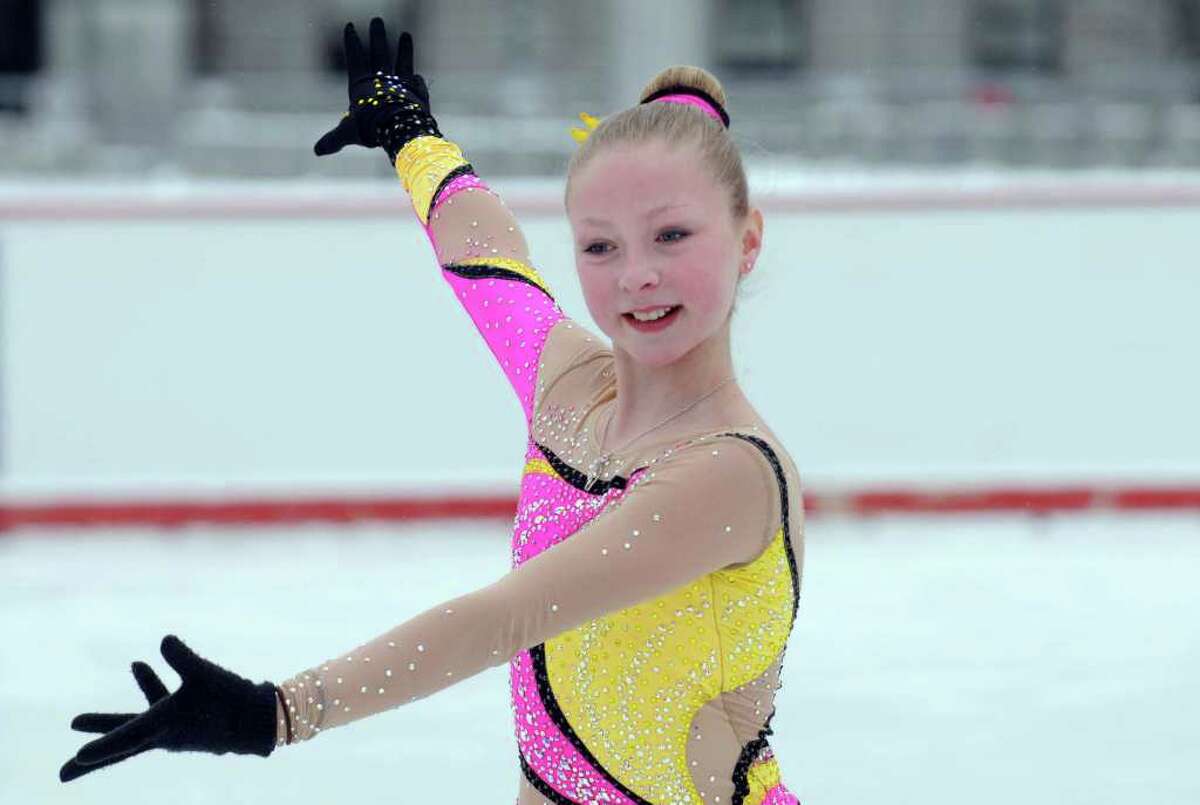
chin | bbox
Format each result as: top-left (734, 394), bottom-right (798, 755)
top-left (626, 348), bottom-right (687, 368)
top-left (614, 334), bottom-right (695, 368)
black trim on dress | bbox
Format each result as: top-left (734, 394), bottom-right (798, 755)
top-left (533, 439), bottom-right (631, 494)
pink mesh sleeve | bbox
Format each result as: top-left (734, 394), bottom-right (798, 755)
top-left (412, 175), bottom-right (600, 429)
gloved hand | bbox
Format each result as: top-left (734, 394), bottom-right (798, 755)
top-left (314, 16), bottom-right (442, 163)
top-left (59, 635), bottom-right (279, 783)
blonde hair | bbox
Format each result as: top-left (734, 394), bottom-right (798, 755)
top-left (564, 65), bottom-right (749, 226)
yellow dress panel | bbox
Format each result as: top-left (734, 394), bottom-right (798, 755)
top-left (544, 523), bottom-right (795, 803)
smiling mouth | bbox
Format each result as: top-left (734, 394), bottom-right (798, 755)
top-left (623, 305), bottom-right (682, 329)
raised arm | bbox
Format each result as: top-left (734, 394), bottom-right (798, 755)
top-left (394, 135), bottom-right (598, 427)
top-left (272, 433), bottom-right (778, 745)
top-left (314, 18), bottom-right (601, 429)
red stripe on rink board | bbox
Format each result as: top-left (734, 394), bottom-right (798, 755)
top-left (2, 485), bottom-right (1199, 532)
top-left (833, 488), bottom-right (1092, 515)
top-left (0, 495), bottom-right (517, 532)
top-left (3, 184), bottom-right (1200, 220)
top-left (1112, 487), bottom-right (1200, 510)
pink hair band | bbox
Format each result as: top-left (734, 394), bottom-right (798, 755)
top-left (651, 93), bottom-right (725, 125)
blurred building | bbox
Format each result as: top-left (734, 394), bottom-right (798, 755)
top-left (1, 0), bottom-right (1199, 176)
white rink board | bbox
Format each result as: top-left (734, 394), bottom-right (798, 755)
top-left (1, 174), bottom-right (1198, 497)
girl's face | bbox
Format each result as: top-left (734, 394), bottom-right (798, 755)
top-left (566, 139), bottom-right (760, 368)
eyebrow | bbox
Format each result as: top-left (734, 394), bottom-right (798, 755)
top-left (581, 203), bottom-right (689, 226)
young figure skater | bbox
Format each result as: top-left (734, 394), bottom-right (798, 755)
top-left (60, 18), bottom-right (805, 805)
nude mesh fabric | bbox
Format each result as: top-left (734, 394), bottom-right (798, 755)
top-left (274, 410), bottom-right (785, 738)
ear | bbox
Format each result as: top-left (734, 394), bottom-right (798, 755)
top-left (739, 206), bottom-right (764, 276)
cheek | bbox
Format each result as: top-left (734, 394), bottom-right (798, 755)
top-left (678, 261), bottom-right (733, 314)
top-left (576, 268), bottom-right (617, 316)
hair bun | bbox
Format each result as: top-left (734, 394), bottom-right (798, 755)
top-left (638, 66), bottom-right (730, 128)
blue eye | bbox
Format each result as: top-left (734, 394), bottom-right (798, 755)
top-left (582, 229), bottom-right (689, 256)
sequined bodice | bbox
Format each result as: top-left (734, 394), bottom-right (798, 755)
top-left (510, 333), bottom-right (803, 805)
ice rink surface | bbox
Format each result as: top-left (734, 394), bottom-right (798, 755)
top-left (3, 513), bottom-right (1198, 804)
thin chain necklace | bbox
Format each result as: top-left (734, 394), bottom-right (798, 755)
top-left (583, 375), bottom-right (736, 493)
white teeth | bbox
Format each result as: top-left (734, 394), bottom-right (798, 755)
top-left (631, 306), bottom-right (676, 322)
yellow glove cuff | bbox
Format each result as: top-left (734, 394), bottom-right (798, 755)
top-left (393, 136), bottom-right (470, 225)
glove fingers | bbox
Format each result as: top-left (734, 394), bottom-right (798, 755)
top-left (343, 22), bottom-right (368, 84)
top-left (132, 660), bottom-right (170, 703)
top-left (414, 75), bottom-right (432, 111)
top-left (395, 31), bottom-right (414, 79)
top-left (314, 115), bottom-right (357, 156)
top-left (368, 17), bottom-right (390, 74)
top-left (74, 710), bottom-right (165, 766)
top-left (159, 634), bottom-right (203, 679)
top-left (71, 712), bottom-right (136, 733)
top-left (60, 744), bottom-right (149, 783)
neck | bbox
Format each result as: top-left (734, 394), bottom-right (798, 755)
top-left (605, 318), bottom-right (741, 450)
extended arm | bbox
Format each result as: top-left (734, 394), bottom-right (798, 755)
top-left (274, 433), bottom-right (777, 745)
top-left (313, 18), bottom-right (601, 429)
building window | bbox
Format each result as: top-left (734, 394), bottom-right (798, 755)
top-left (0, 0), bottom-right (41, 112)
top-left (320, 1), bottom-right (422, 74)
top-left (0, 0), bottom-right (40, 75)
top-left (191, 0), bottom-right (220, 75)
top-left (1171, 0), bottom-right (1200, 61)
top-left (970, 0), bottom-right (1064, 73)
top-left (713, 0), bottom-right (807, 77)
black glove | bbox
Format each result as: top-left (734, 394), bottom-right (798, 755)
top-left (314, 17), bottom-right (442, 163)
top-left (59, 635), bottom-right (279, 783)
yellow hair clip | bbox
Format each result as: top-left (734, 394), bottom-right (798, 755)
top-left (569, 111), bottom-right (600, 145)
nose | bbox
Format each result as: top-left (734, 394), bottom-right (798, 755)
top-left (617, 261), bottom-right (660, 294)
